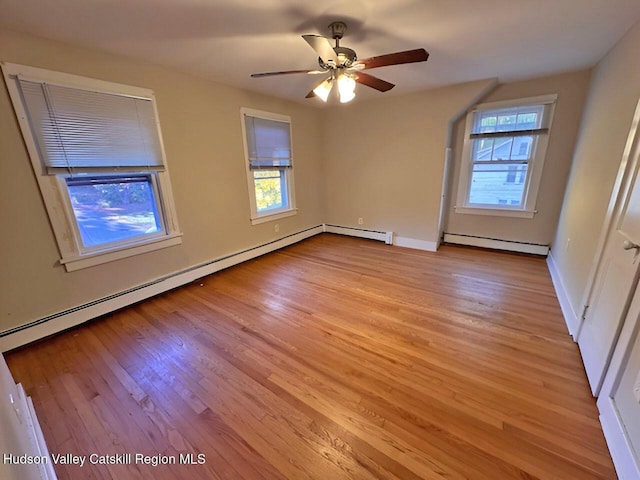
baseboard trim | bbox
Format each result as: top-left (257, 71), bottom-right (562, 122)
top-left (443, 233), bottom-right (549, 256)
top-left (324, 224), bottom-right (393, 244)
top-left (0, 225), bottom-right (324, 352)
top-left (323, 225), bottom-right (437, 252)
top-left (546, 250), bottom-right (581, 339)
top-left (394, 236), bottom-right (438, 252)
top-left (599, 397), bottom-right (640, 480)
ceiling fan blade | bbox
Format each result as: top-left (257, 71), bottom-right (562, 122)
top-left (357, 48), bottom-right (429, 70)
top-left (251, 69), bottom-right (325, 78)
top-left (302, 34), bottom-right (339, 64)
top-left (355, 72), bottom-right (395, 92)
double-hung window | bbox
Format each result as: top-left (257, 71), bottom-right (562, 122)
top-left (455, 94), bottom-right (557, 218)
top-left (241, 108), bottom-right (296, 225)
top-left (2, 63), bottom-right (181, 271)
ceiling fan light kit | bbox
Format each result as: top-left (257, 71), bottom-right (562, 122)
top-left (251, 21), bottom-right (429, 104)
top-left (313, 76), bottom-right (333, 102)
top-left (337, 73), bottom-right (356, 103)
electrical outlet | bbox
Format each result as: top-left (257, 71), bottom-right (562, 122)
top-left (358, 217), bottom-right (363, 225)
top-left (274, 224), bottom-right (279, 233)
top-left (634, 369), bottom-right (640, 404)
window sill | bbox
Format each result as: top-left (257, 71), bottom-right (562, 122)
top-left (250, 208), bottom-right (297, 225)
top-left (454, 206), bottom-right (536, 219)
top-left (60, 233), bottom-right (183, 272)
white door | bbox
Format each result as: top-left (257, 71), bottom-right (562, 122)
top-left (579, 113), bottom-right (640, 395)
top-left (596, 283), bottom-right (640, 479)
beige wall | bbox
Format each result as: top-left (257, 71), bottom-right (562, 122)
top-left (443, 70), bottom-right (591, 245)
top-left (0, 28), bottom-right (324, 333)
top-left (552, 21), bottom-right (640, 313)
top-left (320, 79), bottom-right (495, 245)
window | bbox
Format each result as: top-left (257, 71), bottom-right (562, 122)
top-left (455, 94), bottom-right (557, 218)
top-left (64, 174), bottom-right (164, 249)
top-left (2, 63), bottom-right (182, 271)
top-left (240, 108), bottom-right (296, 224)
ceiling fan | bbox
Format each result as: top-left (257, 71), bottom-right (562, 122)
top-left (250, 21), bottom-right (429, 103)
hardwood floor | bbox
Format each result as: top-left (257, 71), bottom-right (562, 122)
top-left (5, 234), bottom-right (616, 479)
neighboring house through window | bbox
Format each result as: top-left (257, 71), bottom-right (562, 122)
top-left (240, 108), bottom-right (296, 225)
top-left (455, 94), bottom-right (557, 218)
top-left (1, 63), bottom-right (182, 271)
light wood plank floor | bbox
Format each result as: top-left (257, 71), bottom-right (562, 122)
top-left (6, 234), bottom-right (616, 479)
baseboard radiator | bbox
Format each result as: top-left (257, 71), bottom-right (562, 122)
top-left (323, 224), bottom-right (393, 244)
top-left (443, 233), bottom-right (549, 255)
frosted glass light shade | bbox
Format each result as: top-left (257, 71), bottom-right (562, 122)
top-left (313, 78), bottom-right (333, 102)
top-left (338, 74), bottom-right (356, 103)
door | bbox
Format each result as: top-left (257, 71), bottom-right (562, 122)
top-left (596, 283), bottom-right (640, 479)
top-left (579, 113), bottom-right (640, 395)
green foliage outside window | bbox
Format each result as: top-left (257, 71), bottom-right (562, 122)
top-left (254, 170), bottom-right (283, 211)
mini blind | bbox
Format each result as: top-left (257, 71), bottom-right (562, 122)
top-left (244, 115), bottom-right (292, 169)
top-left (18, 79), bottom-right (165, 173)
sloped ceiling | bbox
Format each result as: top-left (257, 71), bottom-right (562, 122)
top-left (1, 0), bottom-right (640, 105)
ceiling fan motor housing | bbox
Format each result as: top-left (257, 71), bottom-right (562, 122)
top-left (318, 46), bottom-right (357, 70)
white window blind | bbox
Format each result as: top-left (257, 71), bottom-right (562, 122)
top-left (244, 115), bottom-right (292, 169)
top-left (18, 79), bottom-right (165, 173)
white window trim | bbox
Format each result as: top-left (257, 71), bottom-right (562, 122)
top-left (240, 107), bottom-right (297, 225)
top-left (1, 62), bottom-right (182, 271)
top-left (454, 94), bottom-right (557, 218)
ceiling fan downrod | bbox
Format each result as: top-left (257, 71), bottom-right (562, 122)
top-left (328, 21), bottom-right (347, 47)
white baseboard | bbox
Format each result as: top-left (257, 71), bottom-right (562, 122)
top-left (0, 225), bottom-right (324, 352)
top-left (323, 225), bottom-right (437, 252)
top-left (394, 236), bottom-right (438, 252)
top-left (443, 233), bottom-right (549, 255)
top-left (324, 224), bottom-right (393, 244)
top-left (546, 250), bottom-right (581, 339)
top-left (599, 397), bottom-right (640, 480)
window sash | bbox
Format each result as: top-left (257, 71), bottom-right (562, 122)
top-left (471, 134), bottom-right (538, 163)
top-left (64, 173), bottom-right (167, 252)
top-left (467, 162), bottom-right (529, 207)
top-left (244, 115), bottom-right (292, 169)
top-left (18, 79), bottom-right (165, 173)
top-left (253, 169), bottom-right (288, 212)
top-left (471, 104), bottom-right (545, 134)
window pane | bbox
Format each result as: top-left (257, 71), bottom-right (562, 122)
top-left (253, 170), bottom-right (287, 212)
top-left (66, 176), bottom-right (162, 248)
top-left (511, 136), bottom-right (533, 160)
top-left (472, 138), bottom-right (495, 160)
top-left (496, 114), bottom-right (517, 132)
top-left (491, 137), bottom-right (513, 160)
top-left (516, 112), bottom-right (537, 129)
top-left (479, 115), bottom-right (497, 133)
top-left (472, 105), bottom-right (544, 134)
top-left (468, 164), bottom-right (528, 206)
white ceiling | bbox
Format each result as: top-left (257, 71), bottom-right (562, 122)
top-left (2, 0), bottom-right (640, 106)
